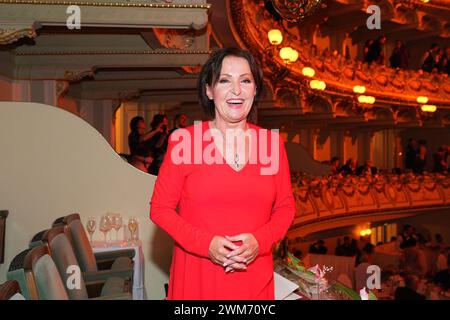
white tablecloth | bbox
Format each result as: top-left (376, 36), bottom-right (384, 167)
top-left (92, 240), bottom-right (146, 300)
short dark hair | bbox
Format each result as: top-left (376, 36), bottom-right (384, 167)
top-left (198, 47), bottom-right (263, 120)
top-left (130, 116), bottom-right (144, 132)
top-left (150, 114), bottom-right (167, 130)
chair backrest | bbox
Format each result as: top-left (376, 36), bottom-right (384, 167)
top-left (42, 227), bottom-right (88, 299)
top-left (7, 248), bottom-right (34, 300)
top-left (52, 216), bottom-right (65, 227)
top-left (24, 245), bottom-right (69, 300)
top-left (29, 230), bottom-right (46, 248)
top-left (63, 213), bottom-right (98, 272)
top-left (0, 280), bottom-right (21, 300)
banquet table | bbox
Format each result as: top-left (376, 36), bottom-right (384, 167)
top-left (92, 240), bottom-right (146, 300)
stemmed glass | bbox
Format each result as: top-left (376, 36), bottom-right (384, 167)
top-left (86, 217), bottom-right (96, 243)
top-left (99, 214), bottom-right (112, 246)
top-left (128, 217), bottom-right (138, 244)
top-left (112, 214), bottom-right (123, 242)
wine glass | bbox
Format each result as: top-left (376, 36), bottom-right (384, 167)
top-left (128, 217), bottom-right (138, 244)
top-left (86, 217), bottom-right (96, 243)
top-left (112, 214), bottom-right (123, 242)
top-left (99, 215), bottom-right (112, 246)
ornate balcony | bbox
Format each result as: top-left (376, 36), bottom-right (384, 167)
top-left (289, 172), bottom-right (450, 237)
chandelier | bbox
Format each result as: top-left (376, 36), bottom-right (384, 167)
top-left (267, 0), bottom-right (324, 23)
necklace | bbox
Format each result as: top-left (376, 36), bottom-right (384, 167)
top-left (210, 121), bottom-right (247, 170)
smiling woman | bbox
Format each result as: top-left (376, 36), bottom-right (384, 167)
top-left (150, 47), bottom-right (296, 300)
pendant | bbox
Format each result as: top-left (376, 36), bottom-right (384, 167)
top-left (234, 153), bottom-right (239, 169)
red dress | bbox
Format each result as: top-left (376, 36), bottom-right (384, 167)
top-left (150, 121), bottom-right (295, 299)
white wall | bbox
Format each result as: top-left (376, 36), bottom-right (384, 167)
top-left (0, 102), bottom-right (172, 299)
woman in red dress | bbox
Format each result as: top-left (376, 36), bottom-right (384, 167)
top-left (150, 47), bottom-right (295, 299)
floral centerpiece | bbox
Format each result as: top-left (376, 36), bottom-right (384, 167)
top-left (274, 252), bottom-right (377, 300)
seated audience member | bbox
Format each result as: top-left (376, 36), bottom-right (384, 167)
top-left (434, 255), bottom-right (450, 290)
top-left (335, 236), bottom-right (357, 257)
top-left (395, 274), bottom-right (426, 300)
top-left (356, 160), bottom-right (377, 176)
top-left (341, 158), bottom-right (357, 175)
top-left (309, 240), bottom-right (328, 255)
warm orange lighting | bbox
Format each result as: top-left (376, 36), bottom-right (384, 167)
top-left (279, 46), bottom-right (298, 63)
top-left (360, 230), bottom-right (367, 237)
top-left (358, 95), bottom-right (375, 104)
top-left (366, 229), bottom-right (372, 236)
top-left (268, 29), bottom-right (283, 45)
top-left (279, 46), bottom-right (293, 62)
top-left (302, 67), bottom-right (315, 78)
top-left (353, 85), bottom-right (366, 94)
top-left (310, 80), bottom-right (326, 90)
top-left (416, 96), bottom-right (429, 104)
top-left (421, 0), bottom-right (430, 3)
top-left (289, 49), bottom-right (299, 63)
top-left (421, 104), bottom-right (437, 112)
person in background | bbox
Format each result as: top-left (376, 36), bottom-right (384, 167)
top-left (414, 140), bottom-right (427, 174)
top-left (365, 35), bottom-right (387, 65)
top-left (336, 236), bottom-right (357, 257)
top-left (341, 158), bottom-right (357, 175)
top-left (421, 43), bottom-right (440, 73)
top-left (169, 113), bottom-right (188, 135)
top-left (309, 240), bottom-right (327, 255)
top-left (432, 146), bottom-right (448, 173)
top-left (146, 114), bottom-right (169, 175)
top-left (405, 138), bottom-right (418, 171)
top-left (129, 144), bottom-right (153, 173)
top-left (128, 116), bottom-right (158, 166)
top-left (329, 156), bottom-right (341, 175)
top-left (434, 254), bottom-right (450, 290)
top-left (395, 274), bottom-right (426, 300)
top-left (389, 40), bottom-right (409, 69)
top-left (397, 224), bottom-right (417, 250)
top-left (128, 116), bottom-right (146, 156)
top-left (356, 159), bottom-right (377, 176)
top-left (363, 39), bottom-right (374, 62)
